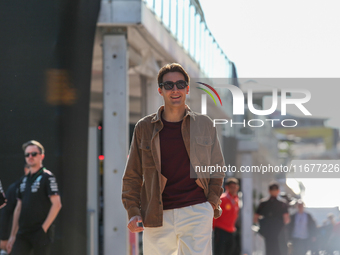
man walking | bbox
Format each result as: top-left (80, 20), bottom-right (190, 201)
top-left (122, 63), bottom-right (225, 254)
top-left (254, 182), bottom-right (290, 255)
top-left (288, 200), bottom-right (316, 255)
top-left (213, 178), bottom-right (239, 255)
top-left (7, 140), bottom-right (62, 255)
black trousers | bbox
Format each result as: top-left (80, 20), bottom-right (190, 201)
top-left (11, 228), bottom-right (51, 255)
top-left (265, 233), bottom-right (282, 255)
top-left (263, 228), bottom-right (288, 255)
top-left (213, 227), bottom-right (235, 255)
top-left (292, 238), bottom-right (308, 255)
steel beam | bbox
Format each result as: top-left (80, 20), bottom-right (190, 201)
top-left (103, 34), bottom-right (129, 255)
top-left (87, 127), bottom-right (99, 255)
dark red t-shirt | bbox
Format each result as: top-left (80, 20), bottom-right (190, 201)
top-left (160, 116), bottom-right (206, 210)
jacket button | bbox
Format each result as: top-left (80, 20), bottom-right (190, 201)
top-left (146, 146), bottom-right (150, 149)
top-left (156, 128), bottom-right (158, 132)
top-left (205, 142), bottom-right (208, 145)
top-left (159, 201), bottom-right (162, 204)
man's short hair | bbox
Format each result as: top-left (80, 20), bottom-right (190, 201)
top-left (269, 181), bottom-right (279, 190)
top-left (225, 177), bottom-right (239, 186)
top-left (296, 199), bottom-right (305, 206)
top-left (157, 63), bottom-right (190, 85)
top-left (22, 140), bottom-right (45, 154)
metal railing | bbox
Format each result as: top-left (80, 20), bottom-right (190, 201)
top-left (143, 0), bottom-right (231, 78)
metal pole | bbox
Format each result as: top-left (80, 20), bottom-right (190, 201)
top-left (198, 22), bottom-right (201, 66)
top-left (241, 152), bottom-right (254, 255)
top-left (176, 0), bottom-right (178, 38)
top-left (193, 12), bottom-right (196, 59)
top-left (188, 3), bottom-right (191, 53)
top-left (87, 210), bottom-right (96, 255)
top-left (182, 0), bottom-right (185, 46)
top-left (140, 75), bottom-right (147, 117)
top-left (169, 0), bottom-right (171, 30)
top-left (87, 127), bottom-right (99, 255)
top-left (161, 0), bottom-right (163, 23)
top-left (103, 34), bottom-right (129, 255)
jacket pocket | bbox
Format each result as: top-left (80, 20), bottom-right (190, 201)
top-left (195, 136), bottom-right (213, 165)
top-left (139, 140), bottom-right (155, 168)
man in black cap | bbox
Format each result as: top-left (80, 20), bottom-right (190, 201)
top-left (254, 181), bottom-right (290, 255)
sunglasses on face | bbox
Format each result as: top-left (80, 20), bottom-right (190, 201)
top-left (159, 80), bottom-right (188, 90)
top-left (25, 152), bottom-right (40, 157)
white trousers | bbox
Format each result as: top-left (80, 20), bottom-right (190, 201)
top-left (143, 201), bottom-right (213, 255)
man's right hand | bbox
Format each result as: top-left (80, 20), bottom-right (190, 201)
top-left (7, 235), bottom-right (16, 254)
top-left (127, 216), bottom-right (144, 233)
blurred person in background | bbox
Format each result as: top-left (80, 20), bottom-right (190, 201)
top-left (213, 178), bottom-right (239, 255)
top-left (327, 217), bottom-right (340, 253)
top-left (254, 182), bottom-right (290, 255)
top-left (6, 141), bottom-right (62, 255)
top-left (0, 180), bottom-right (6, 209)
top-left (288, 200), bottom-right (317, 255)
top-left (0, 165), bottom-right (30, 254)
top-left (318, 213), bottom-right (336, 253)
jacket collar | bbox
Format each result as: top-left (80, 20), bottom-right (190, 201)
top-left (28, 167), bottom-right (44, 182)
top-left (151, 105), bottom-right (196, 123)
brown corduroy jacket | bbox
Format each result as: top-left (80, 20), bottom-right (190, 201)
top-left (122, 105), bottom-right (225, 227)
